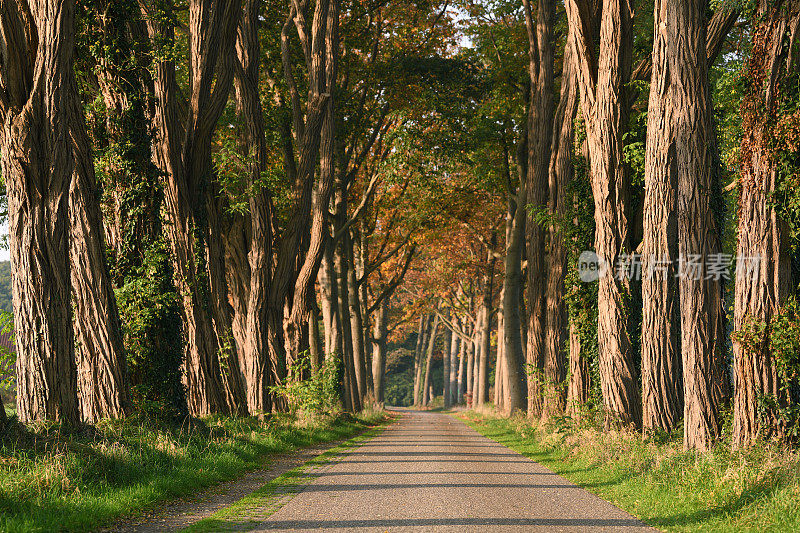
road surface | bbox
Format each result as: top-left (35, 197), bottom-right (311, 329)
top-left (248, 409), bottom-right (654, 532)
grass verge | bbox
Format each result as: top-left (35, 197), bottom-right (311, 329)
top-left (458, 409), bottom-right (800, 532)
top-left (181, 424), bottom-right (387, 532)
top-left (0, 410), bottom-right (391, 533)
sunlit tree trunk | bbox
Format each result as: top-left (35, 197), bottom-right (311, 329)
top-left (641, 0), bottom-right (682, 433)
top-left (2, 0), bottom-right (79, 425)
top-left (457, 321), bottom-right (467, 404)
top-left (495, 304), bottom-right (505, 411)
top-left (568, 0), bottom-right (641, 428)
top-left (371, 297), bottom-right (389, 405)
top-left (566, 322), bottom-right (591, 415)
top-left (442, 312), bottom-right (452, 407)
top-left (732, 0), bottom-right (799, 448)
top-left (334, 188), bottom-right (360, 412)
top-left (346, 232), bottom-right (368, 403)
top-left (477, 256), bottom-right (495, 406)
top-left (231, 0), bottom-right (274, 417)
top-left (450, 318), bottom-right (460, 403)
top-left (541, 20), bottom-right (577, 420)
top-left (320, 242), bottom-right (340, 356)
top-left (142, 0), bottom-right (242, 416)
top-left (667, 0), bottom-right (726, 450)
top-left (466, 323), bottom-right (475, 406)
top-left (308, 304), bottom-right (323, 371)
top-left (422, 314), bottom-right (439, 406)
top-left (501, 178), bottom-right (527, 413)
top-left (413, 315), bottom-right (429, 406)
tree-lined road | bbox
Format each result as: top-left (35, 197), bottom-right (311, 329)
top-left (251, 410), bottom-right (653, 532)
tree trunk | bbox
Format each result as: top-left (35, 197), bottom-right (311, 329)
top-left (413, 315), bottom-right (429, 406)
top-left (334, 207), bottom-right (360, 412)
top-left (143, 0), bottom-right (241, 417)
top-left (69, 89), bottom-right (130, 423)
top-left (502, 182), bottom-right (528, 414)
top-left (466, 323), bottom-right (475, 406)
top-left (568, 0), bottom-right (641, 428)
top-left (2, 0), bottom-right (80, 425)
top-left (346, 232), bottom-right (368, 404)
top-left (542, 27), bottom-right (577, 420)
top-left (473, 324), bottom-right (482, 407)
top-left (457, 322), bottom-right (467, 404)
top-left (233, 0), bottom-right (274, 417)
top-left (495, 313), bottom-right (505, 411)
top-left (320, 240), bottom-right (340, 356)
top-left (371, 297), bottom-right (389, 405)
top-left (422, 315), bottom-right (439, 406)
top-left (282, 0), bottom-right (340, 375)
top-left (308, 304), bottom-right (323, 372)
top-left (640, 0), bottom-right (683, 433)
top-left (566, 321), bottom-right (591, 415)
top-left (523, 0), bottom-right (556, 421)
top-left (732, 0), bottom-right (799, 448)
top-left (450, 318), bottom-right (460, 403)
top-left (442, 312), bottom-right (452, 407)
top-left (667, 0), bottom-right (725, 450)
top-left (477, 280), bottom-right (492, 406)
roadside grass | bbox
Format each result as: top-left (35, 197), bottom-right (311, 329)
top-left (0, 409), bottom-right (391, 533)
top-left (459, 410), bottom-right (800, 532)
top-left (182, 424), bottom-right (388, 532)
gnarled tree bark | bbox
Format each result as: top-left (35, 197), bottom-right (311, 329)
top-left (1, 0), bottom-right (80, 425)
top-left (567, 0), bottom-right (641, 427)
top-left (732, 0), bottom-right (799, 448)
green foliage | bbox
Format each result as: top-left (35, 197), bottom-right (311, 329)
top-left (0, 262), bottom-right (11, 314)
top-left (732, 295), bottom-right (800, 440)
top-left (384, 348), bottom-right (415, 407)
top-left (770, 68), bottom-right (800, 250)
top-left (563, 117), bottom-right (602, 406)
top-left (114, 240), bottom-right (186, 419)
top-left (623, 104), bottom-right (648, 189)
top-left (271, 353), bottom-right (342, 418)
top-left (0, 311), bottom-right (14, 398)
top-left (767, 296), bottom-right (800, 438)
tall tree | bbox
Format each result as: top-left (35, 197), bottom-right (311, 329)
top-left (80, 0), bottom-right (186, 419)
top-left (69, 76), bottom-right (130, 423)
top-left (522, 0), bottom-right (557, 419)
top-left (669, 0), bottom-right (727, 451)
top-left (641, 0), bottom-right (739, 435)
top-left (141, 0), bottom-right (243, 416)
top-left (640, 0), bottom-right (682, 433)
top-left (1, 0), bottom-right (80, 424)
top-left (542, 29), bottom-right (578, 419)
top-left (733, 0), bottom-right (800, 448)
top-left (567, 0), bottom-right (642, 427)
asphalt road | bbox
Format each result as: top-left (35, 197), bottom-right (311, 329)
top-left (251, 409), bottom-right (655, 532)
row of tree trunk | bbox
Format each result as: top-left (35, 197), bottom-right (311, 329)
top-left (459, 0), bottom-right (799, 451)
top-left (1, 0), bottom-right (419, 424)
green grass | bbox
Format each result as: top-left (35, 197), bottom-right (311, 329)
top-left (182, 424), bottom-right (388, 532)
top-left (0, 410), bottom-right (391, 533)
top-left (459, 410), bottom-right (800, 532)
